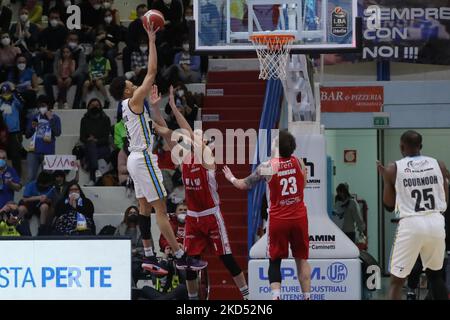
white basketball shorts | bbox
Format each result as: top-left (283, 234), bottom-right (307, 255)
top-left (127, 150), bottom-right (167, 203)
top-left (389, 212), bottom-right (446, 278)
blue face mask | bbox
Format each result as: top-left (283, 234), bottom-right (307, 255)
top-left (0, 159), bottom-right (6, 169)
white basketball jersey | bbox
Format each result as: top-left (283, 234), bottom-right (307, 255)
top-left (395, 155), bottom-right (447, 218)
top-left (121, 98), bottom-right (155, 153)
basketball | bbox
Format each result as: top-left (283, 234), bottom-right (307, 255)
top-left (141, 9), bottom-right (165, 32)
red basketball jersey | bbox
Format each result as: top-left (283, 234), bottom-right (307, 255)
top-left (182, 160), bottom-right (220, 213)
top-left (267, 156), bottom-right (307, 220)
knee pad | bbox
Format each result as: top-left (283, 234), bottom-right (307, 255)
top-left (138, 214), bottom-right (152, 240)
top-left (268, 259), bottom-right (282, 284)
top-left (219, 254), bottom-right (242, 277)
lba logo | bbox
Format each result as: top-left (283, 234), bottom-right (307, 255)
top-left (327, 263), bottom-right (348, 283)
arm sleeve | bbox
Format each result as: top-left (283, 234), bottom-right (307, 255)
top-left (49, 116), bottom-right (62, 137)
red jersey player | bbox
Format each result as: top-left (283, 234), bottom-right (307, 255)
top-left (150, 86), bottom-right (249, 300)
top-left (223, 130), bottom-right (312, 300)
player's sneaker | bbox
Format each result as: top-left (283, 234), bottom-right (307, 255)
top-left (175, 254), bottom-right (208, 271)
top-left (142, 256), bottom-right (168, 276)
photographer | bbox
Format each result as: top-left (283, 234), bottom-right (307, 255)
top-left (0, 202), bottom-right (31, 236)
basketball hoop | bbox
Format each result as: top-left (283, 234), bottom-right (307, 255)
top-left (249, 33), bottom-right (295, 80)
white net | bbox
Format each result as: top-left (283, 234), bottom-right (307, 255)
top-left (250, 34), bottom-right (295, 80)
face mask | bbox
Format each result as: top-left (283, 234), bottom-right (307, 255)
top-left (185, 16), bottom-right (194, 22)
top-left (69, 192), bottom-right (80, 200)
top-left (39, 106), bottom-right (48, 115)
top-left (65, 0), bottom-right (71, 7)
top-left (0, 159), bottom-right (6, 169)
top-left (1, 37), bottom-right (10, 46)
top-left (93, 4), bottom-right (101, 10)
top-left (182, 44), bottom-right (190, 51)
top-left (127, 214), bottom-right (138, 224)
top-left (177, 213), bottom-right (186, 224)
top-left (140, 45), bottom-right (148, 53)
top-left (104, 16), bottom-right (113, 24)
top-left (50, 19), bottom-right (59, 27)
top-left (103, 1), bottom-right (111, 9)
top-left (20, 14), bottom-right (28, 22)
top-left (17, 63), bottom-right (26, 71)
top-left (89, 107), bottom-right (101, 115)
top-left (163, 0), bottom-right (172, 5)
top-left (68, 41), bottom-right (78, 49)
top-left (176, 89), bottom-right (184, 97)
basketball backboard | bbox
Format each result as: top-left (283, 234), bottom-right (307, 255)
top-left (192, 0), bottom-right (361, 54)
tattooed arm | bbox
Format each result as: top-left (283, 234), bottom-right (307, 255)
top-left (222, 162), bottom-right (273, 190)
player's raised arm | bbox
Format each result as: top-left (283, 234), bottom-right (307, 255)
top-left (129, 22), bottom-right (158, 114)
top-left (223, 163), bottom-right (272, 190)
top-left (148, 85), bottom-right (168, 128)
top-left (377, 160), bottom-right (396, 212)
top-left (168, 85), bottom-right (194, 140)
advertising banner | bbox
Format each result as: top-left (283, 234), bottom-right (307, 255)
top-left (325, 0), bottom-right (450, 64)
top-left (320, 86), bottom-right (384, 112)
top-left (0, 239), bottom-right (131, 300)
top-left (248, 259), bottom-right (361, 300)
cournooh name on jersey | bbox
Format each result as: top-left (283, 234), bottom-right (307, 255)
top-left (395, 155), bottom-right (447, 218)
top-left (121, 99), bottom-right (156, 153)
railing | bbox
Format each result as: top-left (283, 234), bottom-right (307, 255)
top-left (247, 79), bottom-right (283, 252)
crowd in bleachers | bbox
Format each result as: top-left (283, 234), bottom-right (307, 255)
top-left (0, 0), bottom-right (205, 242)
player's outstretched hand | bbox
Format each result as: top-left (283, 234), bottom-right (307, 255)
top-left (222, 165), bottom-right (235, 182)
top-left (144, 22), bottom-right (159, 43)
top-left (149, 84), bottom-right (161, 106)
top-left (376, 160), bottom-right (384, 175)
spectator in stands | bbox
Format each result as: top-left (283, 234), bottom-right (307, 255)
top-left (83, 43), bottom-right (111, 108)
top-left (117, 137), bottom-right (130, 186)
top-left (53, 168), bottom-right (79, 204)
top-left (44, 32), bottom-right (87, 109)
top-left (0, 1), bottom-right (12, 35)
top-left (180, 5), bottom-right (193, 36)
top-left (18, 171), bottom-right (56, 236)
top-left (55, 45), bottom-right (76, 109)
top-left (159, 202), bottom-right (186, 255)
top-left (100, 9), bottom-right (122, 78)
top-left (115, 205), bottom-right (144, 285)
top-left (8, 55), bottom-right (38, 113)
top-left (0, 149), bottom-right (22, 209)
top-left (127, 4), bottom-right (148, 51)
top-left (52, 181), bottom-right (96, 235)
top-left (151, 0), bottom-right (183, 46)
top-left (0, 32), bottom-right (22, 82)
top-left (164, 83), bottom-right (198, 130)
top-left (24, 0), bottom-right (43, 25)
top-left (80, 98), bottom-right (111, 185)
top-left (9, 7), bottom-right (40, 64)
top-left (162, 37), bottom-right (201, 84)
top-left (0, 82), bottom-right (23, 176)
top-left (0, 116), bottom-right (8, 151)
top-left (38, 8), bottom-right (68, 75)
top-left (128, 36), bottom-right (149, 85)
top-left (0, 201), bottom-right (31, 236)
top-left (79, 0), bottom-right (105, 43)
top-left (334, 183), bottom-right (365, 243)
top-left (103, 0), bottom-right (121, 25)
top-left (25, 95), bottom-right (62, 182)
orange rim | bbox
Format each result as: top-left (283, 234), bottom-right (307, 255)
top-left (249, 34), bottom-right (295, 50)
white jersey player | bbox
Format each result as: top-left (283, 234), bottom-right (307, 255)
top-left (377, 130), bottom-right (449, 300)
top-left (109, 23), bottom-right (207, 274)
